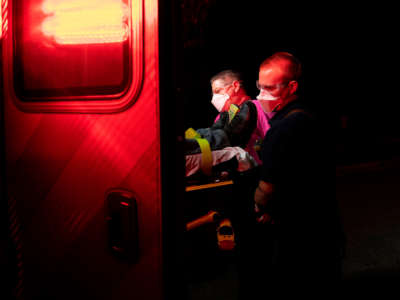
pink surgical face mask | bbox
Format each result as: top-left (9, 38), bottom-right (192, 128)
top-left (211, 93), bottom-right (229, 112)
top-left (256, 90), bottom-right (282, 113)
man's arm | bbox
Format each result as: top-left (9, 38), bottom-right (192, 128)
top-left (210, 112), bottom-right (228, 130)
top-left (254, 180), bottom-right (275, 223)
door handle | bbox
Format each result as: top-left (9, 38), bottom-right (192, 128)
top-left (106, 189), bottom-right (139, 262)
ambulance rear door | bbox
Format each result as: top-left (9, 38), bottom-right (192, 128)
top-left (1, 0), bottom-right (184, 298)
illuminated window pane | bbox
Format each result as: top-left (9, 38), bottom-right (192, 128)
top-left (13, 0), bottom-right (131, 99)
top-left (41, 0), bottom-right (129, 45)
top-left (1, 9), bottom-right (2, 38)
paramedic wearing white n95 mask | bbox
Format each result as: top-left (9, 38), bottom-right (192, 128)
top-left (210, 70), bottom-right (250, 113)
top-left (255, 66), bottom-right (299, 113)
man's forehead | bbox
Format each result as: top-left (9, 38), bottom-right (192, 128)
top-left (260, 68), bottom-right (274, 76)
top-left (212, 79), bottom-right (228, 89)
top-left (259, 65), bottom-right (285, 81)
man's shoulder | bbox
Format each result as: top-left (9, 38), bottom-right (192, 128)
top-left (276, 103), bottom-right (316, 127)
top-left (283, 109), bottom-right (315, 125)
top-left (234, 100), bottom-right (258, 120)
top-left (266, 108), bottom-right (317, 143)
top-left (239, 99), bottom-right (257, 108)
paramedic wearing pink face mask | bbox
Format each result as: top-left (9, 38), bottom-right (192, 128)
top-left (250, 52), bottom-right (344, 292)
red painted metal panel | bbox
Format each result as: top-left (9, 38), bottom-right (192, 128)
top-left (2, 0), bottom-right (163, 299)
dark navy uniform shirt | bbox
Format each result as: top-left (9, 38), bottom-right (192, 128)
top-left (260, 99), bottom-right (335, 231)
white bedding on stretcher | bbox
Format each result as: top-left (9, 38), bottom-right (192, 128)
top-left (185, 146), bottom-right (258, 177)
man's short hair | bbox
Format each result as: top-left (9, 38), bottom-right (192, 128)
top-left (260, 52), bottom-right (302, 82)
top-left (210, 69), bottom-right (243, 86)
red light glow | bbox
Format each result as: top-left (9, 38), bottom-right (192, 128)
top-left (1, 0), bottom-right (5, 39)
top-left (41, 0), bottom-right (129, 45)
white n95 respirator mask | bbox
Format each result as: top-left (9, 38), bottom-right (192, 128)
top-left (256, 90), bottom-right (282, 113)
top-left (211, 93), bottom-right (229, 112)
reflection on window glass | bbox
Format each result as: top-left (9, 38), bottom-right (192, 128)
top-left (14, 0), bottom-right (131, 99)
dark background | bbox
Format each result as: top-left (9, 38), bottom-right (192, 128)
top-left (180, 1), bottom-right (399, 165)
top-left (179, 2), bottom-right (400, 294)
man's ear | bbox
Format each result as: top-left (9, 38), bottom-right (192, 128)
top-left (232, 80), bottom-right (241, 93)
top-left (289, 80), bottom-right (298, 95)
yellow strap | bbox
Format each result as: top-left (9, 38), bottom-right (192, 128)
top-left (185, 128), bottom-right (213, 176)
top-left (228, 104), bottom-right (239, 123)
top-left (185, 128), bottom-right (200, 139)
top-left (196, 138), bottom-right (213, 176)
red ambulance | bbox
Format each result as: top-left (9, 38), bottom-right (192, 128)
top-left (1, 0), bottom-right (186, 298)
